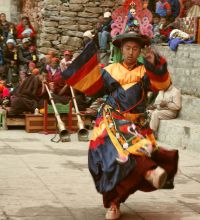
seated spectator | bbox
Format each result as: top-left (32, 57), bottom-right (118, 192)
top-left (98, 11), bottom-right (113, 51)
top-left (45, 58), bottom-right (69, 105)
top-left (9, 73), bottom-right (42, 115)
top-left (158, 16), bottom-right (173, 42)
top-left (16, 16), bottom-right (36, 41)
top-left (18, 38), bottom-right (32, 68)
top-left (3, 39), bottom-right (19, 85)
top-left (152, 13), bottom-right (161, 43)
top-left (83, 30), bottom-right (94, 48)
top-left (60, 50), bottom-right (73, 71)
top-left (148, 82), bottom-right (181, 135)
top-left (47, 57), bottom-right (66, 95)
top-left (156, 0), bottom-right (172, 17)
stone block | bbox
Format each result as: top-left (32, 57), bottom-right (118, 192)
top-left (40, 33), bottom-right (58, 41)
top-left (39, 47), bottom-right (59, 54)
top-left (69, 4), bottom-right (84, 12)
top-left (70, 0), bottom-right (89, 3)
top-left (44, 5), bottom-right (59, 10)
top-left (85, 7), bottom-right (103, 14)
top-left (158, 119), bottom-right (200, 152)
top-left (61, 36), bottom-right (82, 48)
top-left (60, 11), bottom-right (77, 17)
top-left (38, 40), bottom-right (52, 48)
top-left (178, 95), bottom-right (200, 123)
top-left (43, 21), bottom-right (59, 27)
top-left (57, 44), bottom-right (77, 52)
top-left (189, 52), bottom-right (200, 59)
top-left (62, 30), bottom-right (83, 38)
top-left (42, 10), bottom-right (59, 17)
top-left (79, 25), bottom-right (93, 32)
top-left (59, 20), bottom-right (76, 25)
top-left (78, 12), bottom-right (99, 18)
top-left (158, 119), bottom-right (200, 153)
top-left (68, 25), bottom-right (79, 31)
top-left (43, 0), bottom-right (62, 5)
top-left (48, 16), bottom-right (62, 21)
top-left (43, 27), bottom-right (58, 34)
top-left (52, 40), bottom-right (60, 46)
top-left (100, 1), bottom-right (115, 7)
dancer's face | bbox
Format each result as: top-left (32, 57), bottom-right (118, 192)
top-left (121, 41), bottom-right (141, 66)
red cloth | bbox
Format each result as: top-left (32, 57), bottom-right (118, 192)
top-left (160, 26), bottom-right (173, 37)
top-left (47, 68), bottom-right (66, 94)
top-left (0, 85), bottom-right (10, 99)
top-left (103, 147), bottom-right (178, 208)
top-left (16, 19), bottom-right (36, 39)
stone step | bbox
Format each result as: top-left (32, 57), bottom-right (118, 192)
top-left (157, 119), bottom-right (200, 153)
top-left (179, 95), bottom-right (200, 123)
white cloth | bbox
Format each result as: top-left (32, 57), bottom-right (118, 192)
top-left (149, 85), bottom-right (181, 131)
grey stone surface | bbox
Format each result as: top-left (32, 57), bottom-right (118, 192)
top-left (158, 119), bottom-right (200, 153)
top-left (178, 95), bottom-right (200, 123)
top-left (0, 130), bottom-right (200, 219)
top-left (155, 44), bottom-right (200, 97)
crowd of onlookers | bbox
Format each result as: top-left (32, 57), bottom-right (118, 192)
top-left (0, 0), bottom-right (199, 117)
top-left (0, 13), bottom-right (94, 116)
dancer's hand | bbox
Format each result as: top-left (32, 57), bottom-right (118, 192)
top-left (141, 46), bottom-right (156, 65)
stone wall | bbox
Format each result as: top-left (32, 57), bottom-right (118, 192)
top-left (20, 0), bottom-right (123, 55)
top-left (155, 44), bottom-right (200, 97)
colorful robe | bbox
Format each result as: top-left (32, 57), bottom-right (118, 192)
top-left (62, 42), bottom-right (172, 194)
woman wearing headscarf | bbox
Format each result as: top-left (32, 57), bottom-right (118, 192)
top-left (16, 16), bottom-right (36, 40)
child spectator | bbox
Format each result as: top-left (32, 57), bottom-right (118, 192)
top-left (60, 50), bottom-right (73, 71)
top-left (152, 14), bottom-right (161, 43)
top-left (159, 16), bottom-right (173, 42)
top-left (156, 0), bottom-right (172, 17)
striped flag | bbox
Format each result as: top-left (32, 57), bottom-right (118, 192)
top-left (62, 41), bottom-right (104, 96)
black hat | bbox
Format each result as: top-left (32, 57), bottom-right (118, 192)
top-left (112, 32), bottom-right (150, 48)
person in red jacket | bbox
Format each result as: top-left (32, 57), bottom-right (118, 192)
top-left (16, 16), bottom-right (36, 41)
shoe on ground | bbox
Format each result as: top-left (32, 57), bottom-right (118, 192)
top-left (145, 166), bottom-right (167, 189)
top-left (105, 206), bottom-right (121, 220)
top-left (162, 178), bottom-right (174, 189)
